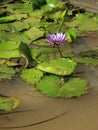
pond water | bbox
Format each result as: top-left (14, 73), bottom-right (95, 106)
top-left (0, 31), bottom-right (98, 130)
top-left (68, 0), bottom-right (98, 13)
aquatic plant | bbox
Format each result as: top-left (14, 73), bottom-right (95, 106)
top-left (46, 32), bottom-right (67, 45)
top-left (46, 32), bottom-right (68, 57)
top-left (1, 0), bottom-right (95, 100)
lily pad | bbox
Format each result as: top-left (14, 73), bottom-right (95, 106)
top-left (0, 59), bottom-right (18, 66)
top-left (0, 16), bottom-right (16, 23)
top-left (42, 0), bottom-right (62, 12)
top-left (0, 96), bottom-right (20, 111)
top-left (0, 24), bottom-right (10, 31)
top-left (37, 58), bottom-right (77, 76)
top-left (24, 27), bottom-right (45, 41)
top-left (36, 75), bottom-right (63, 97)
top-left (74, 57), bottom-right (98, 66)
top-left (20, 68), bottom-right (43, 84)
top-left (6, 3), bottom-right (33, 14)
top-left (57, 78), bottom-right (88, 98)
top-left (0, 41), bottom-right (20, 58)
top-left (0, 66), bottom-right (15, 81)
top-left (11, 20), bottom-right (30, 31)
top-left (66, 13), bottom-right (98, 35)
top-left (0, 32), bottom-right (30, 45)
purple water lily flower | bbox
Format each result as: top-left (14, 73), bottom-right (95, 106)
top-left (46, 32), bottom-right (68, 45)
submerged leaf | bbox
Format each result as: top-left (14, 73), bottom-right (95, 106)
top-left (58, 78), bottom-right (88, 98)
top-left (0, 66), bottom-right (15, 81)
top-left (37, 58), bottom-right (77, 76)
top-left (0, 96), bottom-right (20, 111)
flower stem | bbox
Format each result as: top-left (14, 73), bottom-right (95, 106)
top-left (58, 10), bottom-right (68, 32)
top-left (58, 20), bottom-right (64, 32)
top-left (56, 44), bottom-right (64, 58)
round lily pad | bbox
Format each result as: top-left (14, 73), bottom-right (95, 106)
top-left (37, 58), bottom-right (77, 76)
top-left (36, 75), bottom-right (64, 97)
top-left (57, 78), bottom-right (88, 98)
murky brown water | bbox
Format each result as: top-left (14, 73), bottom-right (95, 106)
top-left (0, 31), bottom-right (98, 130)
top-left (67, 0), bottom-right (98, 13)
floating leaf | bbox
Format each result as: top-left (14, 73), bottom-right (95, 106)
top-left (0, 32), bottom-right (30, 44)
top-left (74, 57), bottom-right (98, 66)
top-left (14, 14), bottom-right (27, 20)
top-left (0, 66), bottom-right (15, 81)
top-left (37, 58), bottom-right (77, 76)
top-left (10, 21), bottom-right (30, 32)
top-left (36, 75), bottom-right (63, 97)
top-left (58, 78), bottom-right (88, 98)
top-left (6, 3), bottom-right (33, 14)
top-left (0, 16), bottom-right (16, 23)
top-left (0, 59), bottom-right (18, 66)
top-left (24, 27), bottom-right (45, 41)
top-left (20, 68), bottom-right (43, 84)
top-left (0, 41), bottom-right (19, 51)
top-left (80, 47), bottom-right (98, 57)
top-left (0, 96), bottom-right (20, 111)
top-left (0, 24), bottom-right (10, 31)
top-left (42, 0), bottom-right (61, 12)
top-left (0, 41), bottom-right (20, 58)
top-left (66, 13), bottom-right (98, 35)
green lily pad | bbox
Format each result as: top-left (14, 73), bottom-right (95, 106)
top-left (74, 57), bottom-right (98, 66)
top-left (80, 47), bottom-right (98, 57)
top-left (36, 75), bottom-right (63, 97)
top-left (14, 14), bottom-right (27, 20)
top-left (0, 31), bottom-right (30, 44)
top-left (42, 0), bottom-right (61, 12)
top-left (24, 27), bottom-right (45, 41)
top-left (0, 24), bottom-right (10, 31)
top-left (37, 58), bottom-right (77, 76)
top-left (9, 21), bottom-right (30, 32)
top-left (0, 16), bottom-right (16, 23)
top-left (0, 96), bottom-right (20, 111)
top-left (0, 59), bottom-right (18, 66)
top-left (0, 41), bottom-right (20, 58)
top-left (66, 13), bottom-right (98, 35)
top-left (58, 78), bottom-right (88, 98)
top-left (0, 66), bottom-right (15, 81)
top-left (36, 76), bottom-right (88, 98)
top-left (6, 3), bottom-right (33, 14)
top-left (20, 68), bottom-right (43, 84)
top-left (0, 41), bottom-right (19, 51)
